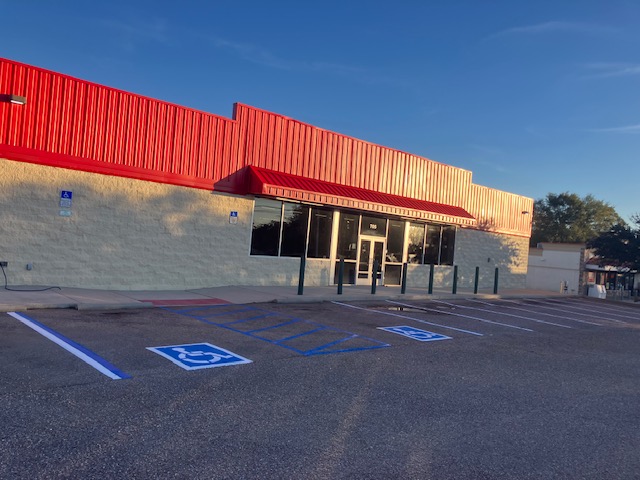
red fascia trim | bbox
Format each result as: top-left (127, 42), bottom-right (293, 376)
top-left (247, 165), bottom-right (475, 220)
top-left (0, 145), bottom-right (218, 191)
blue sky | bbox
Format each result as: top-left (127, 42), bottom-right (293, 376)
top-left (3, 0), bottom-right (639, 222)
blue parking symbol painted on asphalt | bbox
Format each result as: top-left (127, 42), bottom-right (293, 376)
top-left (377, 326), bottom-right (451, 342)
top-left (147, 343), bottom-right (252, 370)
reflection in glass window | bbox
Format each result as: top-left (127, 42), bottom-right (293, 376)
top-left (424, 225), bottom-right (442, 265)
top-left (384, 264), bottom-right (402, 286)
top-left (440, 226), bottom-right (456, 266)
top-left (250, 198), bottom-right (282, 256)
top-left (360, 215), bottom-right (386, 236)
top-left (386, 220), bottom-right (405, 263)
top-left (308, 208), bottom-right (333, 258)
top-left (408, 223), bottom-right (425, 264)
top-left (280, 204), bottom-right (309, 257)
top-left (337, 213), bottom-right (359, 260)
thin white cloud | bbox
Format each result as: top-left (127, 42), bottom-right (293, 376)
top-left (469, 145), bottom-right (508, 173)
top-left (583, 62), bottom-right (640, 78)
top-left (211, 38), bottom-right (294, 70)
top-left (589, 124), bottom-right (640, 134)
top-left (101, 18), bottom-right (170, 51)
top-left (204, 35), bottom-right (413, 88)
top-left (475, 159), bottom-right (508, 173)
top-left (491, 21), bottom-right (616, 38)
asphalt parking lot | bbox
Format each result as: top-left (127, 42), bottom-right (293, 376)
top-left (2, 297), bottom-right (639, 479)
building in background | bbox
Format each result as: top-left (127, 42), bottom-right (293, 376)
top-left (527, 243), bottom-right (638, 298)
top-left (526, 243), bottom-right (588, 294)
top-left (1, 58), bottom-right (533, 291)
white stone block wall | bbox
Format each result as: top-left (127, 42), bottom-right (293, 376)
top-left (0, 158), bottom-right (310, 290)
top-left (1, 158), bottom-right (529, 291)
top-left (454, 228), bottom-right (529, 290)
top-left (405, 228), bottom-right (529, 291)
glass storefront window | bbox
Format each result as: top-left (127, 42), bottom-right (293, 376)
top-left (249, 199), bottom-right (457, 271)
top-left (424, 225), bottom-right (442, 265)
top-left (360, 215), bottom-right (386, 237)
top-left (408, 223), bottom-right (425, 264)
top-left (250, 198), bottom-right (282, 256)
top-left (440, 226), bottom-right (456, 266)
top-left (337, 213), bottom-right (359, 260)
top-left (280, 204), bottom-right (309, 257)
top-left (307, 208), bottom-right (333, 259)
top-left (384, 264), bottom-right (403, 286)
top-left (386, 220), bottom-right (404, 263)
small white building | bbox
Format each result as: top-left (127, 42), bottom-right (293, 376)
top-left (526, 243), bottom-right (589, 294)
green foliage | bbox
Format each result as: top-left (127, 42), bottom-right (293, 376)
top-left (531, 192), bottom-right (624, 246)
top-left (587, 214), bottom-right (640, 269)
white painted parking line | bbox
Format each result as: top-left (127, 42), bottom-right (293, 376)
top-left (332, 302), bottom-right (484, 336)
top-left (497, 300), bottom-right (603, 326)
top-left (386, 300), bottom-right (534, 332)
top-left (468, 299), bottom-right (499, 307)
top-left (519, 299), bottom-right (628, 324)
top-left (430, 300), bottom-right (573, 329)
top-left (547, 299), bottom-right (639, 321)
top-left (7, 312), bottom-right (130, 380)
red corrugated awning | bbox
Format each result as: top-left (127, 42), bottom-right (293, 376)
top-left (247, 166), bottom-right (475, 224)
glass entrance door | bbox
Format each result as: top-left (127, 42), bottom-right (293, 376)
top-left (356, 236), bottom-right (384, 285)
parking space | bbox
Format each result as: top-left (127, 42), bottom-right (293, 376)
top-left (3, 298), bottom-right (639, 388)
top-left (5, 294), bottom-right (640, 372)
top-left (2, 297), bottom-right (640, 478)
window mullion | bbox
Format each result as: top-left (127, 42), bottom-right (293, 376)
top-left (277, 202), bottom-right (285, 257)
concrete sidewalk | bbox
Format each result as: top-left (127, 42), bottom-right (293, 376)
top-left (0, 282), bottom-right (586, 312)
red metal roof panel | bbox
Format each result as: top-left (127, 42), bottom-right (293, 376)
top-left (247, 166), bottom-right (475, 222)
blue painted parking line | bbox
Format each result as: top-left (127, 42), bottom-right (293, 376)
top-left (164, 307), bottom-right (390, 356)
top-left (147, 342), bottom-right (252, 371)
top-left (379, 326), bottom-right (451, 342)
top-left (244, 319), bottom-right (299, 334)
top-left (274, 327), bottom-right (324, 343)
top-left (304, 335), bottom-right (357, 355)
top-left (7, 312), bottom-right (131, 380)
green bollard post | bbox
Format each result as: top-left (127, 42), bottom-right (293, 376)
top-left (297, 255), bottom-right (306, 295)
top-left (493, 267), bottom-right (499, 294)
top-left (371, 260), bottom-right (379, 294)
top-left (401, 262), bottom-right (408, 294)
top-left (452, 265), bottom-right (458, 294)
top-left (428, 263), bottom-right (434, 294)
top-left (474, 266), bottom-right (479, 294)
top-left (337, 257), bottom-right (344, 295)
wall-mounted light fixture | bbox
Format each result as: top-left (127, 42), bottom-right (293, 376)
top-left (9, 94), bottom-right (27, 105)
top-left (1, 94), bottom-right (27, 105)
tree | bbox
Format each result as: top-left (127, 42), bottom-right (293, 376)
top-left (530, 192), bottom-right (624, 246)
top-left (587, 215), bottom-right (640, 269)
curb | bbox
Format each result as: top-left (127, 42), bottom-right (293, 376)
top-left (75, 302), bottom-right (155, 311)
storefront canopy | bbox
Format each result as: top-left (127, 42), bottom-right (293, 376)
top-left (247, 165), bottom-right (475, 224)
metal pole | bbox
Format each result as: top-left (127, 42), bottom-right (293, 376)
top-left (474, 266), bottom-right (479, 294)
top-left (428, 263), bottom-right (434, 294)
top-left (452, 265), bottom-right (458, 294)
top-left (297, 256), bottom-right (306, 295)
top-left (493, 267), bottom-right (499, 294)
top-left (337, 257), bottom-right (344, 295)
top-left (371, 260), bottom-right (378, 294)
top-left (401, 262), bottom-right (408, 294)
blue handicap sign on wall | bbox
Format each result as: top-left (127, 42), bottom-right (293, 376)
top-left (378, 326), bottom-right (451, 342)
top-left (147, 342), bottom-right (252, 370)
